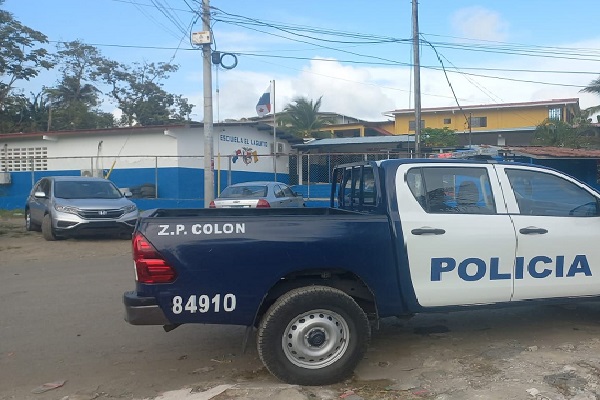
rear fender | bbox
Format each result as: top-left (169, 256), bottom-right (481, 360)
top-left (252, 268), bottom-right (378, 327)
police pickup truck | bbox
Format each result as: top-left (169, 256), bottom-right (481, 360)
top-left (123, 158), bottom-right (600, 386)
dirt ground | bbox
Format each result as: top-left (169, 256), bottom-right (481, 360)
top-left (4, 214), bottom-right (600, 400)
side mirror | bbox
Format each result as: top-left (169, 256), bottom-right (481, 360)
top-left (34, 191), bottom-right (47, 199)
top-left (124, 191), bottom-right (133, 198)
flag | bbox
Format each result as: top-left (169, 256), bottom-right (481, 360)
top-left (256, 84), bottom-right (271, 117)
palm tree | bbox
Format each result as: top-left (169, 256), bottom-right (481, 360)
top-left (580, 77), bottom-right (600, 120)
top-left (281, 96), bottom-right (333, 138)
top-left (47, 76), bottom-right (100, 108)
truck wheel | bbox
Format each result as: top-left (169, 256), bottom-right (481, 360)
top-left (257, 286), bottom-right (370, 386)
top-left (42, 214), bottom-right (58, 241)
top-left (25, 209), bottom-right (41, 231)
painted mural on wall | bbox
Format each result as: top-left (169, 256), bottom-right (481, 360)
top-left (221, 134), bottom-right (270, 167)
top-left (233, 147), bottom-right (258, 165)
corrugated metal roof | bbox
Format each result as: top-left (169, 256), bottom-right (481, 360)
top-left (503, 146), bottom-right (600, 159)
top-left (293, 135), bottom-right (413, 149)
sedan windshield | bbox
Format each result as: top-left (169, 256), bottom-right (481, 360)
top-left (54, 181), bottom-right (123, 199)
top-left (220, 185), bottom-right (268, 198)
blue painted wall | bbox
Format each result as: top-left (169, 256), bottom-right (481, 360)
top-left (0, 167), bottom-right (290, 210)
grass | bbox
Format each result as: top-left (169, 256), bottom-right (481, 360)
top-left (0, 209), bottom-right (24, 218)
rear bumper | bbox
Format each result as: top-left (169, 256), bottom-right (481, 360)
top-left (123, 291), bottom-right (170, 325)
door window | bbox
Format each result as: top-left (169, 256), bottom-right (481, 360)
top-left (281, 185), bottom-right (295, 197)
top-left (39, 179), bottom-right (50, 196)
top-left (407, 167), bottom-right (496, 214)
top-left (506, 169), bottom-right (599, 217)
top-left (273, 185), bottom-right (285, 198)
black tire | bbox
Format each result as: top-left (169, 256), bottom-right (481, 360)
top-left (25, 209), bottom-right (41, 232)
top-left (257, 286), bottom-right (370, 386)
top-left (42, 214), bottom-right (57, 241)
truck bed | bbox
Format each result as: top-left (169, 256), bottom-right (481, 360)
top-left (134, 208), bottom-right (402, 327)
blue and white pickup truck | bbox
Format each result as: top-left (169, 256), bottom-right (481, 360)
top-left (123, 158), bottom-right (600, 385)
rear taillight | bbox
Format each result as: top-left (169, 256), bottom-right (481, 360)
top-left (209, 200), bottom-right (216, 208)
top-left (132, 232), bottom-right (177, 283)
top-left (256, 199), bottom-right (271, 208)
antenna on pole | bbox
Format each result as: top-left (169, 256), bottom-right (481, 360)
top-left (412, 0), bottom-right (422, 157)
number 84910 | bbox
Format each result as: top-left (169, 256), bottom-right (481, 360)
top-left (172, 294), bottom-right (236, 314)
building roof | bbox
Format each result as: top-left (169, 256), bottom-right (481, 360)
top-left (502, 146), bottom-right (600, 159)
top-left (387, 98), bottom-right (580, 116)
top-left (0, 122), bottom-right (303, 144)
top-left (293, 135), bottom-right (414, 152)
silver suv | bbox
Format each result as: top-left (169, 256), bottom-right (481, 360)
top-left (25, 176), bottom-right (139, 241)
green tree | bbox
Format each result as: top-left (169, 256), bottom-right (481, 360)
top-left (581, 77), bottom-right (600, 118)
top-left (98, 60), bottom-right (192, 126)
top-left (45, 40), bottom-right (115, 130)
top-left (0, 2), bottom-right (53, 108)
top-left (421, 127), bottom-right (458, 147)
top-left (50, 41), bottom-right (104, 108)
top-left (281, 96), bottom-right (333, 138)
top-left (532, 119), bottom-right (586, 148)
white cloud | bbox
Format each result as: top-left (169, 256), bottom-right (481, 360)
top-left (451, 7), bottom-right (509, 42)
top-left (182, 36), bottom-right (600, 123)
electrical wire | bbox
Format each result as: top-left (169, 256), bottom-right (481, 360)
top-left (420, 37), bottom-right (470, 127)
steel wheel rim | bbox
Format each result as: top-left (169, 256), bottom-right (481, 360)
top-left (282, 309), bottom-right (350, 369)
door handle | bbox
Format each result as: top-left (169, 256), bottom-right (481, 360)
top-left (411, 228), bottom-right (446, 235)
top-left (519, 227), bottom-right (548, 235)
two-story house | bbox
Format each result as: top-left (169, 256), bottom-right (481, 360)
top-left (386, 98), bottom-right (580, 146)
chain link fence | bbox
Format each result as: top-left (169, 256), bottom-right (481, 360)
top-left (3, 152), bottom-right (407, 204)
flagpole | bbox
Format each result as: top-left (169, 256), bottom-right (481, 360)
top-left (272, 80), bottom-right (277, 182)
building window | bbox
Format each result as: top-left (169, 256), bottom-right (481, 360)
top-left (409, 120), bottom-right (425, 131)
top-left (0, 146), bottom-right (48, 171)
top-left (443, 118), bottom-right (451, 124)
top-left (470, 116), bottom-right (487, 128)
top-left (549, 107), bottom-right (562, 121)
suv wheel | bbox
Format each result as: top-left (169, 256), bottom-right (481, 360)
top-left (42, 214), bottom-right (58, 241)
top-left (25, 209), bottom-right (41, 232)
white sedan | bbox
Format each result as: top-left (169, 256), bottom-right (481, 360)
top-left (209, 181), bottom-right (305, 208)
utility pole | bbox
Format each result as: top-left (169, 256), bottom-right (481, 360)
top-left (412, 0), bottom-right (422, 157)
top-left (469, 112), bottom-right (473, 149)
top-left (272, 80), bottom-right (277, 182)
top-left (202, 0), bottom-right (214, 207)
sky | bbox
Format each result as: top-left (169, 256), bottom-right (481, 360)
top-left (4, 0), bottom-right (600, 123)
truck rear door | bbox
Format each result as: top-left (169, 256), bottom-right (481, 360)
top-left (396, 163), bottom-right (516, 307)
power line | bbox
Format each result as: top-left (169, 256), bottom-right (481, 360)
top-left (43, 38), bottom-right (593, 89)
top-left (119, 0), bottom-right (183, 40)
top-left (420, 36), bottom-right (470, 128)
top-left (105, 0), bottom-right (192, 14)
top-left (210, 7), bottom-right (600, 62)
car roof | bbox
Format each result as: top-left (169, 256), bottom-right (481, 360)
top-left (44, 176), bottom-right (112, 183)
top-left (227, 181), bottom-right (287, 187)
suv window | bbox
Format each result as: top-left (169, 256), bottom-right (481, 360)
top-left (54, 181), bottom-right (123, 199)
top-left (407, 167), bottom-right (496, 214)
top-left (39, 179), bottom-right (50, 195)
top-left (506, 169), bottom-right (600, 217)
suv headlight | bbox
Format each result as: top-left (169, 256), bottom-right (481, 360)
top-left (123, 204), bottom-right (137, 213)
top-left (55, 204), bottom-right (80, 214)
